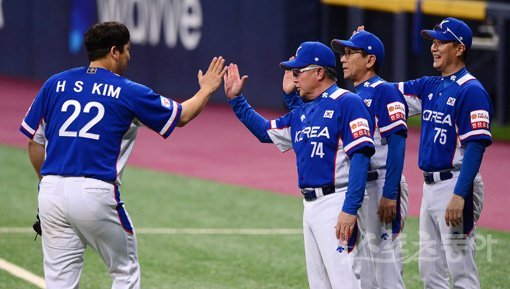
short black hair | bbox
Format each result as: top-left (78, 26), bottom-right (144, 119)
top-left (85, 22), bottom-right (130, 61)
top-left (324, 66), bottom-right (337, 82)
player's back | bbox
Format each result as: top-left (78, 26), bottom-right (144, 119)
top-left (30, 67), bottom-right (142, 182)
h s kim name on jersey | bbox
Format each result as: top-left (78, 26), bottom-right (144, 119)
top-left (55, 80), bottom-right (122, 99)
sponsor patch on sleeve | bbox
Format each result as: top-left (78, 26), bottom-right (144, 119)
top-left (349, 118), bottom-right (371, 139)
top-left (470, 110), bottom-right (489, 129)
top-left (160, 96), bottom-right (171, 109)
top-left (386, 101), bottom-right (406, 121)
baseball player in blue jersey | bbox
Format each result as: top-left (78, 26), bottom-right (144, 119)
top-left (396, 18), bottom-right (492, 289)
top-left (284, 32), bottom-right (409, 289)
top-left (332, 32), bottom-right (408, 289)
top-left (224, 41), bottom-right (375, 289)
top-left (20, 22), bottom-right (226, 289)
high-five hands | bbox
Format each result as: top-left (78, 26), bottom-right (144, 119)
top-left (178, 57), bottom-right (226, 126)
top-left (198, 56), bottom-right (227, 95)
top-left (224, 64), bottom-right (249, 100)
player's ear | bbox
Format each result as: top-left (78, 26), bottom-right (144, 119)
top-left (455, 44), bottom-right (466, 57)
top-left (366, 55), bottom-right (377, 70)
top-left (110, 46), bottom-right (119, 60)
top-left (316, 67), bottom-right (326, 81)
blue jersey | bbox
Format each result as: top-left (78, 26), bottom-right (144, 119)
top-left (20, 67), bottom-right (182, 182)
top-left (229, 84), bottom-right (374, 214)
top-left (265, 85), bottom-right (375, 188)
top-left (397, 67), bottom-right (492, 172)
top-left (355, 76), bottom-right (408, 171)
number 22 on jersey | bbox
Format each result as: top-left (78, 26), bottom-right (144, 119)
top-left (59, 100), bottom-right (105, 140)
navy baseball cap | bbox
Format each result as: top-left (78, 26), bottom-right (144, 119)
top-left (280, 41), bottom-right (336, 69)
top-left (331, 31), bottom-right (385, 66)
top-left (421, 17), bottom-right (472, 49)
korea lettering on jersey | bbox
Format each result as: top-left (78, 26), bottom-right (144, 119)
top-left (397, 68), bottom-right (492, 172)
top-left (20, 67), bottom-right (182, 183)
top-left (266, 86), bottom-right (375, 188)
top-left (356, 76), bottom-right (408, 170)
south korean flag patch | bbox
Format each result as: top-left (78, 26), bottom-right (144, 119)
top-left (324, 110), bottom-right (334, 118)
top-left (160, 96), bottom-right (171, 109)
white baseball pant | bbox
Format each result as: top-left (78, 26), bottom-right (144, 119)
top-left (419, 172), bottom-right (483, 289)
top-left (302, 188), bottom-right (362, 289)
top-left (355, 174), bottom-right (408, 289)
top-left (38, 176), bottom-right (140, 289)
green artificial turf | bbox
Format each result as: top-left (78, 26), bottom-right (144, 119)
top-left (1, 144), bottom-right (509, 288)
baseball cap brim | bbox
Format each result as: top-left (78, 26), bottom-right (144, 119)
top-left (331, 39), bottom-right (362, 54)
top-left (279, 58), bottom-right (309, 70)
top-left (421, 29), bottom-right (455, 42)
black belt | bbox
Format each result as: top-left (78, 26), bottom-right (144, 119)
top-left (367, 170), bottom-right (379, 182)
top-left (301, 170), bottom-right (379, 201)
top-left (423, 171), bottom-right (454, 184)
top-left (300, 185), bottom-right (336, 202)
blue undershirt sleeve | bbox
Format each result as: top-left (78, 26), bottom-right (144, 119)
top-left (454, 141), bottom-right (486, 198)
top-left (228, 95), bottom-right (272, 143)
top-left (283, 91), bottom-right (303, 111)
top-left (342, 151), bottom-right (371, 215)
top-left (382, 132), bottom-right (406, 200)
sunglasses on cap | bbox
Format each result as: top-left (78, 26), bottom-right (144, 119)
top-left (433, 24), bottom-right (465, 46)
top-left (291, 65), bottom-right (322, 77)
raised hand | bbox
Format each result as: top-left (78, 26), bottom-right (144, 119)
top-left (282, 57), bottom-right (297, 94)
top-left (198, 56), bottom-right (227, 95)
top-left (353, 25), bottom-right (365, 36)
top-left (178, 57), bottom-right (226, 126)
top-left (224, 64), bottom-right (248, 100)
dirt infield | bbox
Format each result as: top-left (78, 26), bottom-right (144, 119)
top-left (1, 76), bottom-right (509, 231)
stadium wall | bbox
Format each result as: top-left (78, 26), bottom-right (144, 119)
top-left (0, 0), bottom-right (508, 121)
top-left (0, 0), bottom-right (320, 109)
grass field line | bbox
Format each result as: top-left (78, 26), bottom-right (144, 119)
top-left (0, 257), bottom-right (46, 288)
top-left (0, 227), bottom-right (303, 235)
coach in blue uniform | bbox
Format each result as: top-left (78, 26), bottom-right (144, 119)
top-left (396, 18), bottom-right (493, 289)
top-left (286, 31), bottom-right (409, 289)
top-left (333, 31), bottom-right (409, 289)
top-left (20, 22), bottom-right (226, 289)
top-left (224, 42), bottom-right (375, 289)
